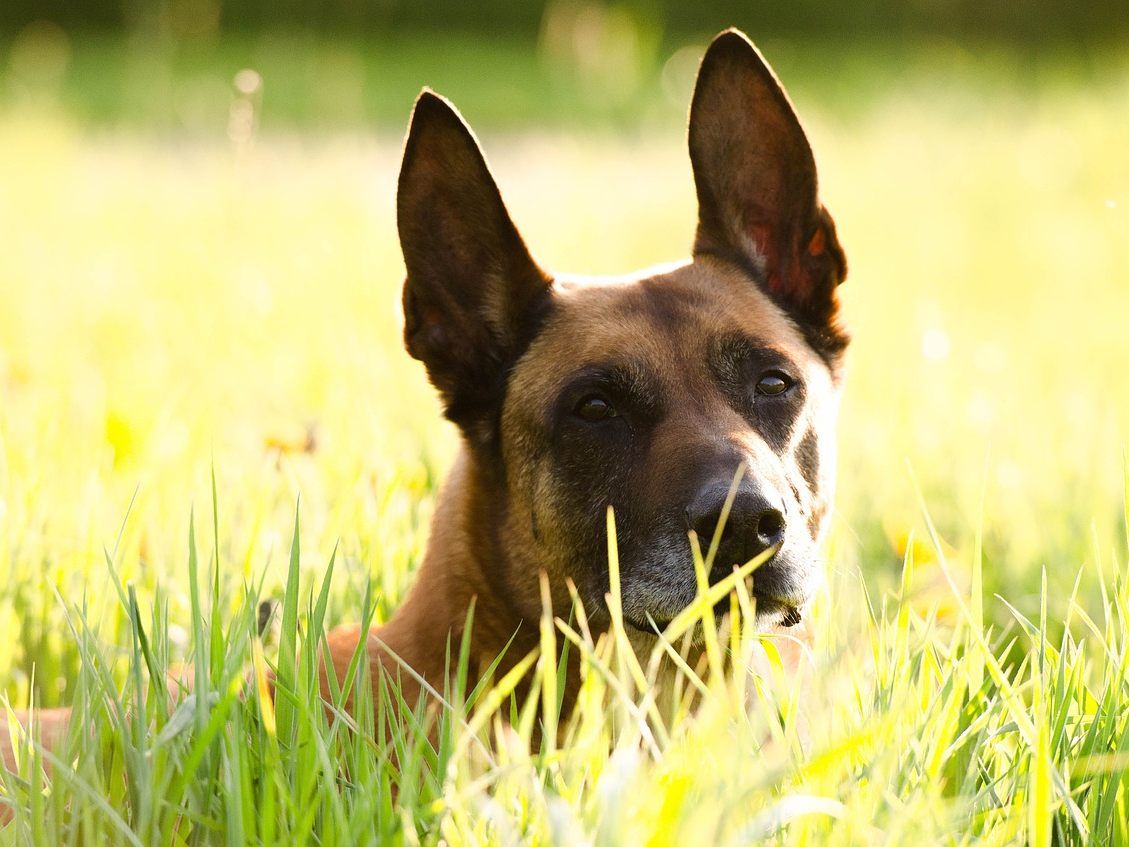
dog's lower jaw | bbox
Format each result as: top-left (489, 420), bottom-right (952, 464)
top-left (622, 599), bottom-right (803, 643)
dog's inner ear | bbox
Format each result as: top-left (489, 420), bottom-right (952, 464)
top-left (688, 30), bottom-right (847, 354)
top-left (398, 91), bottom-right (550, 439)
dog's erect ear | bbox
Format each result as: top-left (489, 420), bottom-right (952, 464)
top-left (689, 29), bottom-right (848, 355)
top-left (398, 90), bottom-right (551, 438)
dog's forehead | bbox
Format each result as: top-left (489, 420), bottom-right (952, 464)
top-left (515, 258), bottom-right (823, 391)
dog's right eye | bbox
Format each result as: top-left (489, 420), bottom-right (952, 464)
top-left (755, 371), bottom-right (794, 396)
top-left (574, 394), bottom-right (616, 422)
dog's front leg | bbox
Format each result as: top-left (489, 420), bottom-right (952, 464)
top-left (2, 707), bottom-right (71, 774)
top-left (1, 660), bottom-right (200, 781)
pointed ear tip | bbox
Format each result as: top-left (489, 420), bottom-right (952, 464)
top-left (409, 88), bottom-right (469, 131)
top-left (708, 28), bottom-right (756, 54)
top-left (702, 27), bottom-right (771, 72)
top-left (412, 88), bottom-right (452, 115)
top-left (404, 89), bottom-right (479, 158)
top-left (713, 27), bottom-right (752, 44)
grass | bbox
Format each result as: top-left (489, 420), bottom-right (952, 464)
top-left (1, 33), bottom-right (1128, 844)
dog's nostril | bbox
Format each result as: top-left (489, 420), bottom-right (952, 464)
top-left (687, 485), bottom-right (787, 563)
top-left (754, 508), bottom-right (786, 547)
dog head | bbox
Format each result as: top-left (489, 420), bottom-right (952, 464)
top-left (397, 30), bottom-right (848, 632)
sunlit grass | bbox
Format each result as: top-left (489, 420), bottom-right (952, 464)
top-left (3, 499), bottom-right (1128, 843)
top-left (0, 40), bottom-right (1128, 843)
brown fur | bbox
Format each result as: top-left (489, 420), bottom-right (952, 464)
top-left (2, 28), bottom-right (847, 781)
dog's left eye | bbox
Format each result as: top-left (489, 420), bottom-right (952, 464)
top-left (755, 372), bottom-right (793, 396)
top-left (574, 394), bottom-right (616, 422)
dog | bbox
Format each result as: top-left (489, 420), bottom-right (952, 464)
top-left (322, 26), bottom-right (847, 713)
top-left (2, 27), bottom-right (847, 775)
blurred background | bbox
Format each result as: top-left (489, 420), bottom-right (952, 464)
top-left (1, 1), bottom-right (1127, 131)
top-left (0, 2), bottom-right (1127, 703)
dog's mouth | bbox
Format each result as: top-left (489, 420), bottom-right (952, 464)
top-left (624, 590), bottom-right (804, 635)
top-left (748, 593), bottom-right (804, 627)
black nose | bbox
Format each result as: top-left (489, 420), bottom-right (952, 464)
top-left (685, 483), bottom-right (786, 572)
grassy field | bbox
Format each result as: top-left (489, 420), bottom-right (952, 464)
top-left (1, 32), bottom-right (1128, 844)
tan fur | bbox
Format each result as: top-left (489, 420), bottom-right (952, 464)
top-left (3, 28), bottom-right (848, 789)
top-left (317, 257), bottom-right (842, 717)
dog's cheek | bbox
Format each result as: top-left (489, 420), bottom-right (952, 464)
top-left (540, 429), bottom-right (640, 600)
top-left (787, 388), bottom-right (840, 545)
top-left (792, 425), bottom-right (829, 541)
top-left (494, 438), bottom-right (600, 612)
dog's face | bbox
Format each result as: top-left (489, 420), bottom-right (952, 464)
top-left (397, 30), bottom-right (848, 631)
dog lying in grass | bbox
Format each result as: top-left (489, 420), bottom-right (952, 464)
top-left (3, 27), bottom-right (847, 781)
